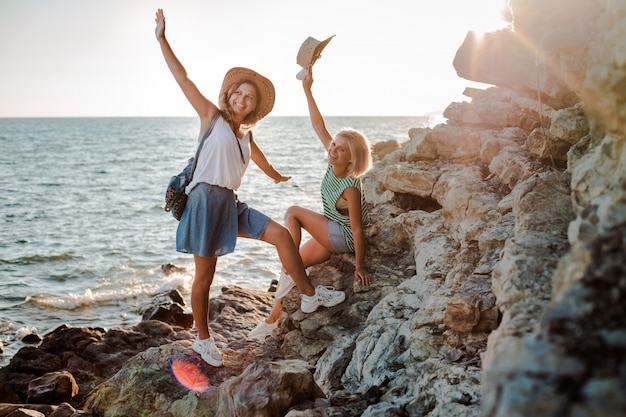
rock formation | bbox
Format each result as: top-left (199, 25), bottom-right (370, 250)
top-left (1, 0), bottom-right (625, 415)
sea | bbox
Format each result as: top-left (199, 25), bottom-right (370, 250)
top-left (0, 115), bottom-right (434, 365)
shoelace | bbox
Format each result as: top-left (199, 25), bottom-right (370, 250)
top-left (207, 344), bottom-right (220, 356)
top-left (316, 286), bottom-right (337, 300)
top-left (200, 339), bottom-right (220, 357)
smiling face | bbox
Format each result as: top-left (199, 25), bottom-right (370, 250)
top-left (328, 134), bottom-right (352, 171)
top-left (228, 82), bottom-right (258, 122)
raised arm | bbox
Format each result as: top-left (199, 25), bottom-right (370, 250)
top-left (154, 9), bottom-right (218, 124)
top-left (302, 70), bottom-right (333, 150)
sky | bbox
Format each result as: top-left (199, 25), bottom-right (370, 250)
top-left (0, 0), bottom-right (509, 118)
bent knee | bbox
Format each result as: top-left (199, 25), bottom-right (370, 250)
top-left (284, 206), bottom-right (303, 223)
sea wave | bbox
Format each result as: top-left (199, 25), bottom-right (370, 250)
top-left (24, 272), bottom-right (193, 311)
top-left (0, 253), bottom-right (78, 266)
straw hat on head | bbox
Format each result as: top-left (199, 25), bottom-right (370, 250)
top-left (220, 67), bottom-right (275, 123)
top-left (296, 35), bottom-right (335, 80)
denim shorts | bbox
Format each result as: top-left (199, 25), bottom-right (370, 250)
top-left (176, 183), bottom-right (270, 257)
top-left (328, 219), bottom-right (351, 253)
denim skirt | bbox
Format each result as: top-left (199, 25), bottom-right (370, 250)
top-left (176, 183), bottom-right (270, 258)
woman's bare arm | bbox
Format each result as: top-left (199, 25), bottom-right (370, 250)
top-left (250, 138), bottom-right (291, 184)
top-left (155, 9), bottom-right (218, 127)
top-left (344, 187), bottom-right (371, 285)
top-left (302, 70), bottom-right (333, 150)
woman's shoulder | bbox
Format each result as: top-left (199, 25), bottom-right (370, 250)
top-left (347, 175), bottom-right (365, 193)
top-left (200, 111), bottom-right (224, 131)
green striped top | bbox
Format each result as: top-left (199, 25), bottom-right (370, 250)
top-left (321, 164), bottom-right (370, 252)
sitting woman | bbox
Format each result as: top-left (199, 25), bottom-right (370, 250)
top-left (249, 68), bottom-right (372, 340)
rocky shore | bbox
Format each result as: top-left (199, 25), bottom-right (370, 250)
top-left (1, 0), bottom-right (625, 415)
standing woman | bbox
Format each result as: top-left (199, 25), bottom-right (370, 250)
top-left (249, 67), bottom-right (372, 340)
top-left (154, 9), bottom-right (345, 367)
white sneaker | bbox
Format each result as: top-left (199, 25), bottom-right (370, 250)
top-left (192, 336), bottom-right (223, 367)
top-left (248, 320), bottom-right (278, 341)
top-left (275, 270), bottom-right (296, 300)
top-left (301, 286), bottom-right (346, 314)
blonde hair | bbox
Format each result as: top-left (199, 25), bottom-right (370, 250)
top-left (218, 80), bottom-right (261, 134)
top-left (336, 128), bottom-right (372, 178)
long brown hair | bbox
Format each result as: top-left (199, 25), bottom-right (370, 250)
top-left (218, 80), bottom-right (261, 135)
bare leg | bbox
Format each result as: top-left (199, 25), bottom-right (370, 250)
top-left (300, 237), bottom-right (334, 269)
top-left (266, 238), bottom-right (333, 323)
top-left (267, 299), bottom-right (283, 323)
top-left (192, 254), bottom-right (218, 340)
top-left (284, 206), bottom-right (336, 252)
top-left (258, 208), bottom-right (340, 326)
top-left (283, 206), bottom-right (305, 247)
top-left (259, 219), bottom-right (315, 296)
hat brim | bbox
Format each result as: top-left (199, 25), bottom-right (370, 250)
top-left (220, 67), bottom-right (275, 123)
top-left (295, 35), bottom-right (335, 79)
top-left (311, 35), bottom-right (335, 66)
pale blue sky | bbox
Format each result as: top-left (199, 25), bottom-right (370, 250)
top-left (0, 0), bottom-right (508, 117)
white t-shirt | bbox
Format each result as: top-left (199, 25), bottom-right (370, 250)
top-left (185, 116), bottom-right (251, 193)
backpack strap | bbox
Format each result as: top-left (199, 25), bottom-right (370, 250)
top-left (190, 112), bottom-right (221, 179)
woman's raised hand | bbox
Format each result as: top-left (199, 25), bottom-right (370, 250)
top-left (155, 9), bottom-right (166, 40)
top-left (302, 68), bottom-right (314, 91)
